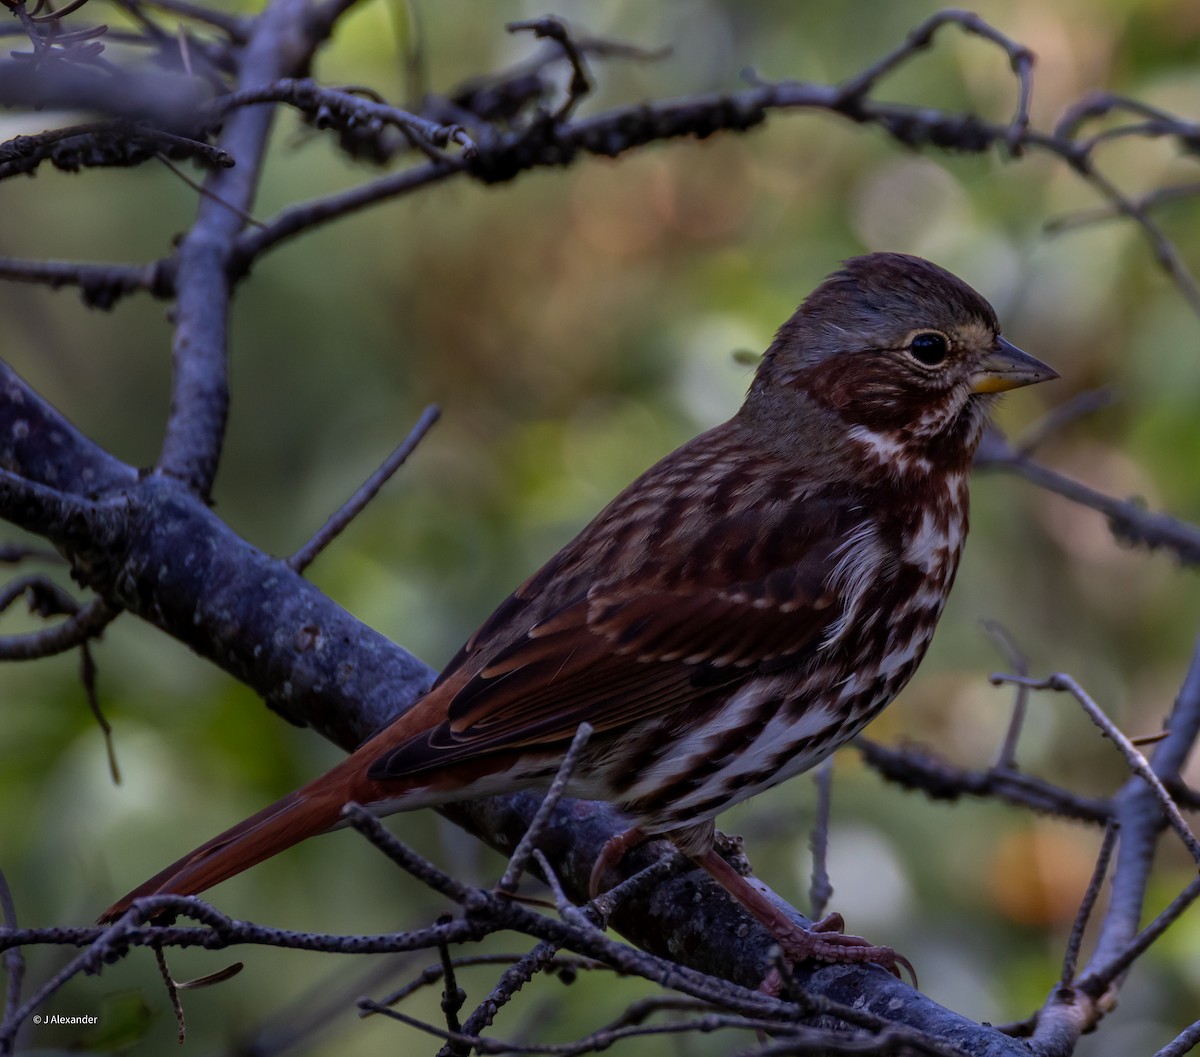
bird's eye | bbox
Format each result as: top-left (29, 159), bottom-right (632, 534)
top-left (909, 332), bottom-right (949, 367)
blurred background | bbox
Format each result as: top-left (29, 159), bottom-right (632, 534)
top-left (1, 0), bottom-right (1199, 1053)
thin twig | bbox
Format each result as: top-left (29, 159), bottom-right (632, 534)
top-left (0, 599), bottom-right (119, 661)
top-left (975, 434), bottom-right (1200, 566)
top-left (288, 405), bottom-right (441, 573)
top-left (1153, 1017), bottom-right (1200, 1057)
top-left (1074, 163), bottom-right (1200, 316)
top-left (153, 944), bottom-right (186, 1043)
top-left (342, 804), bottom-right (481, 908)
top-left (834, 8), bottom-right (1033, 152)
top-left (587, 852), bottom-right (684, 929)
top-left (992, 672), bottom-right (1200, 864)
top-left (856, 737), bottom-right (1110, 823)
top-left (207, 79), bottom-right (477, 158)
top-left (155, 153), bottom-right (265, 228)
top-left (79, 640), bottom-right (120, 784)
top-left (1060, 821), bottom-right (1117, 987)
top-left (1045, 184), bottom-right (1200, 235)
top-left (808, 758), bottom-right (834, 921)
top-left (507, 17), bottom-right (593, 121)
top-left (24, 0), bottom-right (98, 25)
top-left (436, 927), bottom-right (465, 1036)
top-left (1078, 872), bottom-right (1200, 999)
top-left (232, 158), bottom-right (455, 267)
top-left (497, 723), bottom-right (593, 894)
top-left (1011, 389), bottom-right (1116, 457)
top-left (981, 620), bottom-right (1030, 771)
top-left (0, 868), bottom-right (24, 1034)
top-left (1053, 90), bottom-right (1200, 143)
top-left (451, 941), bottom-right (561, 1052)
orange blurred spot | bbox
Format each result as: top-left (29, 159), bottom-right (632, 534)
top-left (987, 822), bottom-right (1101, 927)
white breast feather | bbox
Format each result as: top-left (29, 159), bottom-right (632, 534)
top-left (821, 520), bottom-right (889, 648)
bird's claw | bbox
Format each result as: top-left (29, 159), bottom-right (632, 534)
top-left (759, 915), bottom-right (918, 992)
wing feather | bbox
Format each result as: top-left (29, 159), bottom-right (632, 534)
top-left (369, 534), bottom-right (850, 781)
top-left (368, 435), bottom-right (887, 782)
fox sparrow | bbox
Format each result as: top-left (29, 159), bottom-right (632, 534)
top-left (102, 253), bottom-right (1055, 972)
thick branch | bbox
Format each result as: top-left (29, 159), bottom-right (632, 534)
top-left (0, 361), bottom-right (431, 744)
top-left (156, 0), bottom-right (356, 495)
top-left (0, 59), bottom-right (205, 128)
top-left (857, 738), bottom-right (1111, 823)
top-left (1079, 638), bottom-right (1200, 992)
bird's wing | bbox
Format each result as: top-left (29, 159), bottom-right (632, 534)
top-left (368, 516), bottom-right (861, 780)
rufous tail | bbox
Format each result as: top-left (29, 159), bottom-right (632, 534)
top-left (97, 747), bottom-right (386, 924)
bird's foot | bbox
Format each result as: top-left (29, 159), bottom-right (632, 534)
top-left (774, 912), bottom-right (916, 983)
top-left (695, 848), bottom-right (917, 987)
top-left (758, 915), bottom-right (916, 997)
top-left (588, 825), bottom-right (647, 898)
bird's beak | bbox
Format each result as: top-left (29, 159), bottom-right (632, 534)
top-left (970, 337), bottom-right (1059, 394)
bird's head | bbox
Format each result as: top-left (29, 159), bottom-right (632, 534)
top-left (744, 252), bottom-right (1057, 471)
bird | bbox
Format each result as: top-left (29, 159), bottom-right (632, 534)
top-left (101, 252), bottom-right (1056, 972)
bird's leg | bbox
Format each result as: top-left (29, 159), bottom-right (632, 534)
top-left (588, 825), bottom-right (648, 898)
top-left (693, 848), bottom-right (915, 984)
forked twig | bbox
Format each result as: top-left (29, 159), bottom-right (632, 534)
top-left (588, 852), bottom-right (683, 923)
top-left (1078, 872), bottom-right (1200, 999)
top-left (1059, 821), bottom-right (1117, 987)
top-left (991, 672), bottom-right (1200, 864)
top-left (507, 17), bottom-right (593, 121)
top-left (834, 8), bottom-right (1033, 152)
top-left (981, 620), bottom-right (1030, 771)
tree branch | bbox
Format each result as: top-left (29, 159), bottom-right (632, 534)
top-left (976, 430), bottom-right (1200, 567)
top-left (156, 0), bottom-right (360, 495)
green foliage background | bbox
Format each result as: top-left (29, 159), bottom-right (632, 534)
top-left (2, 0), bottom-right (1199, 1053)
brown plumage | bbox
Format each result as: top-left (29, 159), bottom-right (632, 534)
top-left (102, 253), bottom-right (1055, 971)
